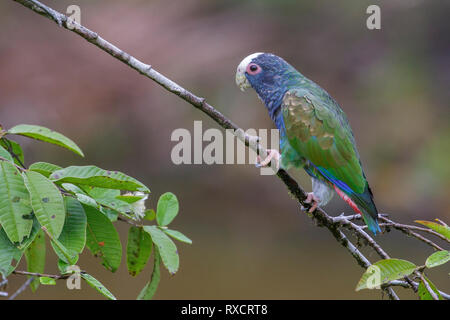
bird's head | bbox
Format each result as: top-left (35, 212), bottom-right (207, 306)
top-left (236, 53), bottom-right (301, 115)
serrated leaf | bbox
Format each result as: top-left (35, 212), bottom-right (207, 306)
top-left (50, 166), bottom-right (149, 193)
top-left (164, 229), bottom-right (192, 244)
top-left (137, 248), bottom-right (161, 300)
top-left (356, 259), bottom-right (417, 291)
top-left (143, 226), bottom-right (179, 274)
top-left (25, 229), bottom-right (46, 292)
top-left (415, 220), bottom-right (450, 240)
top-left (418, 275), bottom-right (442, 300)
top-left (29, 162), bottom-right (62, 178)
top-left (0, 139), bottom-right (24, 167)
top-left (39, 277), bottom-right (56, 285)
top-left (0, 161), bottom-right (33, 243)
top-left (84, 205), bottom-right (122, 272)
top-left (426, 250), bottom-right (450, 268)
top-left (0, 227), bottom-right (23, 277)
top-left (81, 273), bottom-right (116, 300)
top-left (23, 171), bottom-right (65, 239)
top-left (8, 124), bottom-right (84, 157)
top-left (156, 192), bottom-right (179, 226)
top-left (127, 226), bottom-right (152, 277)
top-left (0, 145), bottom-right (14, 163)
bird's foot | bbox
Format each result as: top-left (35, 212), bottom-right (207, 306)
top-left (304, 192), bottom-right (320, 213)
top-left (255, 149), bottom-right (281, 168)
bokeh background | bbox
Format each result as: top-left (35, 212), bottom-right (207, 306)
top-left (1, 0), bottom-right (449, 299)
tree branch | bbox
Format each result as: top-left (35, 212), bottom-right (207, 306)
top-left (11, 0), bottom-right (449, 300)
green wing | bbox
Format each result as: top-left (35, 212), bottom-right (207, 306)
top-left (281, 88), bottom-right (366, 194)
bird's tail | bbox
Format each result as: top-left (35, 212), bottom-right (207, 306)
top-left (334, 185), bottom-right (381, 235)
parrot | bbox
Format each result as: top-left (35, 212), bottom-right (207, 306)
top-left (235, 52), bottom-right (381, 234)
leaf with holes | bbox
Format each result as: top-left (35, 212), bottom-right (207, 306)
top-left (8, 124), bottom-right (84, 157)
top-left (156, 192), bottom-right (179, 226)
top-left (29, 162), bottom-right (62, 178)
top-left (356, 259), bottom-right (417, 291)
top-left (425, 250), bottom-right (450, 268)
top-left (0, 161), bottom-right (33, 243)
top-left (81, 273), bottom-right (116, 300)
top-left (137, 248), bottom-right (161, 300)
top-left (25, 229), bottom-right (46, 292)
top-left (23, 171), bottom-right (65, 239)
top-left (143, 226), bottom-right (179, 274)
top-left (84, 205), bottom-right (122, 272)
top-left (127, 226), bottom-right (152, 277)
top-left (50, 166), bottom-right (149, 193)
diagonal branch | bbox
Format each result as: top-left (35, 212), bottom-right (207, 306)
top-left (11, 0), bottom-right (449, 300)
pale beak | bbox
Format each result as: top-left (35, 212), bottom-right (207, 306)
top-left (235, 69), bottom-right (250, 92)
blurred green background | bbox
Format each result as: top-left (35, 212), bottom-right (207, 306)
top-left (1, 0), bottom-right (449, 299)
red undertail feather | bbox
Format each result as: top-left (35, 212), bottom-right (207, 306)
top-left (333, 185), bottom-right (361, 215)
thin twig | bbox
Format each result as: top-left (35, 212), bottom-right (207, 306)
top-left (12, 270), bottom-right (70, 279)
top-left (419, 273), bottom-right (439, 300)
top-left (8, 277), bottom-right (34, 300)
top-left (10, 0), bottom-right (450, 300)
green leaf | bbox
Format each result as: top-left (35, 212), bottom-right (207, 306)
top-left (356, 259), bottom-right (417, 291)
top-left (81, 273), bottom-right (116, 300)
top-left (143, 226), bottom-right (179, 274)
top-left (0, 145), bottom-right (14, 163)
top-left (163, 229), bottom-right (192, 244)
top-left (418, 275), bottom-right (443, 300)
top-left (415, 220), bottom-right (450, 240)
top-left (25, 229), bottom-right (46, 292)
top-left (16, 217), bottom-right (41, 250)
top-left (0, 161), bottom-right (33, 243)
top-left (23, 171), bottom-right (65, 239)
top-left (55, 197), bottom-right (86, 256)
top-left (29, 162), bottom-right (62, 178)
top-left (425, 250), bottom-right (450, 268)
top-left (156, 192), bottom-right (179, 226)
top-left (7, 124), bottom-right (84, 157)
top-left (0, 228), bottom-right (23, 277)
top-left (144, 209), bottom-right (156, 221)
top-left (0, 139), bottom-right (24, 167)
top-left (127, 226), bottom-right (152, 277)
top-left (100, 207), bottom-right (118, 222)
top-left (50, 166), bottom-right (149, 193)
top-left (84, 187), bottom-right (133, 216)
top-left (116, 195), bottom-right (144, 204)
top-left (39, 277), bottom-right (56, 285)
top-left (137, 248), bottom-right (161, 300)
top-left (84, 205), bottom-right (122, 272)
top-left (42, 226), bottom-right (77, 265)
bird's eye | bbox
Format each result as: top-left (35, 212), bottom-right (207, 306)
top-left (247, 63), bottom-right (261, 75)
